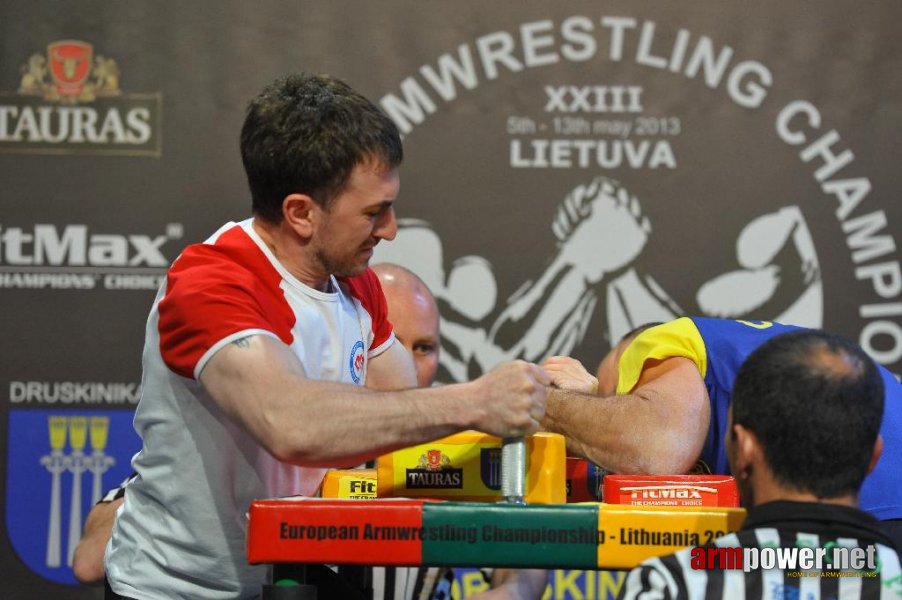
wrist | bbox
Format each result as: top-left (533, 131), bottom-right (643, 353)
top-left (432, 381), bottom-right (482, 431)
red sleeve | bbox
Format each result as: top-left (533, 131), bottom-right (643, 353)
top-left (342, 268), bottom-right (393, 353)
top-left (157, 228), bottom-right (294, 379)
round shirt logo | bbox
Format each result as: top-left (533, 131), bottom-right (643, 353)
top-left (348, 340), bottom-right (365, 385)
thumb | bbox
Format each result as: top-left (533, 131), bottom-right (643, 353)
top-left (530, 363), bottom-right (552, 387)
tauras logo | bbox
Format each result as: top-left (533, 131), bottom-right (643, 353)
top-left (0, 105), bottom-right (153, 145)
top-left (407, 448), bottom-right (464, 488)
top-left (406, 468), bottom-right (464, 489)
top-left (0, 223), bottom-right (181, 268)
top-left (1, 40), bottom-right (161, 156)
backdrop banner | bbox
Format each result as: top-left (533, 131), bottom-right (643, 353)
top-left (1, 1), bottom-right (899, 598)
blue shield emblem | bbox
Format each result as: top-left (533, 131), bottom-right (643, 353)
top-left (479, 447), bottom-right (502, 490)
top-left (5, 409), bottom-right (141, 585)
top-left (587, 462), bottom-right (607, 501)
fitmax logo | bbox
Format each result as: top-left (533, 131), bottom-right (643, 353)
top-left (0, 223), bottom-right (182, 267)
top-left (349, 480), bottom-right (376, 495)
top-left (624, 485), bottom-right (716, 500)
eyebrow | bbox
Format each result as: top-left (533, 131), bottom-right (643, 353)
top-left (367, 200), bottom-right (393, 211)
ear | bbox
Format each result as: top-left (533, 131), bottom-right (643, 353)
top-left (866, 435), bottom-right (883, 476)
top-left (282, 193), bottom-right (318, 239)
top-left (731, 423), bottom-right (761, 478)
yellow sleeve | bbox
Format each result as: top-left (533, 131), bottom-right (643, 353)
top-left (616, 317), bottom-right (707, 394)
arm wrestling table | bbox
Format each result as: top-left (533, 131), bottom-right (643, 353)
top-left (246, 434), bottom-right (745, 599)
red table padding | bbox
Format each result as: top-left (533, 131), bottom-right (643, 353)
top-left (247, 497), bottom-right (435, 565)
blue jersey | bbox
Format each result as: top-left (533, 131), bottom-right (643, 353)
top-left (617, 317), bottom-right (902, 520)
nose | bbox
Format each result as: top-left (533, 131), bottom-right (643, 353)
top-left (375, 206), bottom-right (398, 241)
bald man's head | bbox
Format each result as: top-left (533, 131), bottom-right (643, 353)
top-left (373, 263), bottom-right (440, 387)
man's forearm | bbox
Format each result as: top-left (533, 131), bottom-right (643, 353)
top-left (73, 498), bottom-right (123, 584)
top-left (543, 388), bottom-right (704, 474)
top-left (262, 381), bottom-right (482, 466)
top-left (201, 335), bottom-right (548, 468)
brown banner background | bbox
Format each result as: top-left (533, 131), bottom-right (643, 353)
top-left (1, 1), bottom-right (899, 597)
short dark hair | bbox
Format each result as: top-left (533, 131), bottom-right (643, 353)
top-left (619, 322), bottom-right (664, 344)
top-left (732, 329), bottom-right (884, 499)
top-left (240, 73), bottom-right (403, 222)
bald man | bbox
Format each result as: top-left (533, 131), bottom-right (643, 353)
top-left (373, 263), bottom-right (441, 388)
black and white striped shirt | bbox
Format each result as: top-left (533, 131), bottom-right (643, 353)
top-left (100, 472), bottom-right (138, 503)
top-left (618, 501), bottom-right (902, 600)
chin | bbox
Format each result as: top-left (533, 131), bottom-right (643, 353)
top-left (338, 262), bottom-right (369, 278)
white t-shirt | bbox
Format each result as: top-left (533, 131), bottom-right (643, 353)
top-left (106, 219), bottom-right (394, 599)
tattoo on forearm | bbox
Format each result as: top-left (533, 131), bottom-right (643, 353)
top-left (232, 337), bottom-right (251, 348)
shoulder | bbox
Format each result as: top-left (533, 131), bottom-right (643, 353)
top-left (337, 268), bottom-right (388, 319)
top-left (167, 225), bottom-right (276, 291)
top-left (161, 224), bottom-right (286, 318)
top-left (337, 268), bottom-right (393, 351)
top-left (338, 268), bottom-right (384, 302)
top-left (157, 224), bottom-right (294, 378)
top-left (617, 318), bottom-right (706, 394)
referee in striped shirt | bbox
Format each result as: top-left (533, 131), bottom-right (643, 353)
top-left (618, 329), bottom-right (902, 600)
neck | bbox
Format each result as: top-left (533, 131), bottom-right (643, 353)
top-left (750, 472), bottom-right (859, 509)
top-left (251, 217), bottom-right (330, 291)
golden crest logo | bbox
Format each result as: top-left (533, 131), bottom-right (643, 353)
top-left (1, 40), bottom-right (161, 156)
top-left (419, 449), bottom-right (451, 471)
top-left (407, 450), bottom-right (462, 488)
top-left (21, 41), bottom-right (116, 102)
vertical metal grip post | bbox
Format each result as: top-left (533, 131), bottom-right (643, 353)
top-left (501, 437), bottom-right (527, 504)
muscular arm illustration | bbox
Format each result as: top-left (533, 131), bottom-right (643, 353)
top-left (695, 205), bottom-right (822, 322)
top-left (487, 177), bottom-right (651, 361)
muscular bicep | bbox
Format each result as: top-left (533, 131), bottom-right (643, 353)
top-left (630, 357), bottom-right (711, 470)
top-left (632, 356), bottom-right (707, 400)
top-left (198, 334), bottom-right (310, 452)
top-left (366, 339), bottom-right (417, 391)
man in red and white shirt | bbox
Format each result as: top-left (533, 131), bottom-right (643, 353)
top-left (104, 73), bottom-right (550, 600)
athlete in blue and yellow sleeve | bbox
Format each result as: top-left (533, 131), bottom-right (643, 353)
top-left (542, 317), bottom-right (902, 544)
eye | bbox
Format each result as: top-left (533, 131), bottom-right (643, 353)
top-left (412, 343), bottom-right (436, 356)
top-left (367, 203), bottom-right (391, 218)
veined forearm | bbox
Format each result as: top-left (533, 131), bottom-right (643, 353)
top-left (543, 388), bottom-right (698, 474)
top-left (202, 335), bottom-right (547, 469)
top-left (259, 379), bottom-right (479, 467)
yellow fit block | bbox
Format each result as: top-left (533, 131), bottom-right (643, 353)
top-left (376, 431), bottom-right (566, 504)
top-left (321, 469), bottom-right (377, 499)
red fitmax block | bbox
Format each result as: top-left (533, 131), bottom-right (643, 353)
top-left (603, 475), bottom-right (739, 507)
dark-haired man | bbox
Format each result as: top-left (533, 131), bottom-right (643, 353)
top-left (542, 317), bottom-right (902, 547)
top-left (104, 74), bottom-right (549, 600)
top-left (73, 265), bottom-right (440, 595)
top-left (617, 329), bottom-right (902, 598)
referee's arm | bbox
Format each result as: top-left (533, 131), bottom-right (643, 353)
top-left (72, 473), bottom-right (137, 584)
